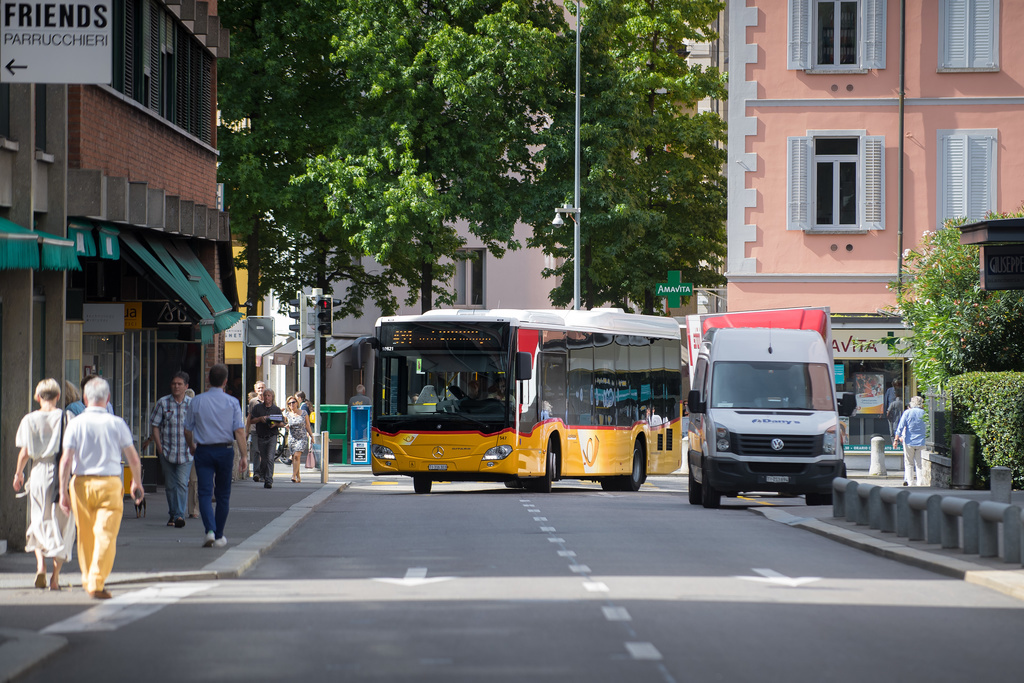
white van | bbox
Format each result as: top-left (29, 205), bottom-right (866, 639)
top-left (686, 325), bottom-right (845, 508)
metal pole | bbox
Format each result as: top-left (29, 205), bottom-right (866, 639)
top-left (573, 0), bottom-right (582, 311)
top-left (311, 288), bottom-right (323, 476)
top-left (321, 430), bottom-right (329, 484)
top-left (896, 0), bottom-right (906, 291)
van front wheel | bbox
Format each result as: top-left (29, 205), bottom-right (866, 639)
top-left (700, 459), bottom-right (721, 509)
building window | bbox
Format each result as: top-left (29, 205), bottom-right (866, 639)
top-left (939, 0), bottom-right (998, 71)
top-left (454, 249), bottom-right (484, 307)
top-left (937, 129), bottom-right (997, 227)
top-left (788, 132), bottom-right (884, 232)
top-left (111, 0), bottom-right (212, 145)
top-left (789, 0), bottom-right (886, 70)
top-left (0, 84), bottom-right (10, 138)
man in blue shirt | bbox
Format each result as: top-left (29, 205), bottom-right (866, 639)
top-left (184, 364), bottom-right (248, 548)
top-left (893, 395), bottom-right (927, 487)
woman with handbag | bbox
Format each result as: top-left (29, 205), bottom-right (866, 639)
top-left (285, 396), bottom-right (314, 482)
top-left (11, 378), bottom-right (76, 590)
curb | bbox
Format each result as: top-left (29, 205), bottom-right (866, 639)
top-left (752, 506), bottom-right (1024, 602)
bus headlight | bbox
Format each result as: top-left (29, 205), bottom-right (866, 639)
top-left (482, 445), bottom-right (513, 461)
top-left (715, 425), bottom-right (731, 453)
top-left (372, 445), bottom-right (396, 460)
top-left (823, 425), bottom-right (838, 455)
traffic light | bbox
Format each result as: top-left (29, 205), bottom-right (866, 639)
top-left (316, 297), bottom-right (343, 335)
top-left (287, 297), bottom-right (303, 334)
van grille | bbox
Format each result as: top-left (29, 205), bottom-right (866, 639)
top-left (734, 433), bottom-right (819, 457)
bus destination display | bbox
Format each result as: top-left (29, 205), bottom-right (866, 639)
top-left (381, 323), bottom-right (507, 351)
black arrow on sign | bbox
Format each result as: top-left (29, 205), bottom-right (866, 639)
top-left (5, 59), bottom-right (28, 76)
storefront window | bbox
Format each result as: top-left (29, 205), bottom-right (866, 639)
top-left (836, 358), bottom-right (905, 451)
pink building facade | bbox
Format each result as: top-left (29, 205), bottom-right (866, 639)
top-left (727, 0), bottom-right (1024, 451)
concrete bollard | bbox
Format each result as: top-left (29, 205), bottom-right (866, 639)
top-left (869, 435), bottom-right (887, 476)
top-left (991, 466), bottom-right (1012, 504)
top-left (940, 497), bottom-right (979, 553)
top-left (978, 501), bottom-right (1021, 562)
top-left (844, 480), bottom-right (860, 523)
top-left (832, 477), bottom-right (851, 518)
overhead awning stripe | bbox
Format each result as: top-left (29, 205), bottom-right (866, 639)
top-left (162, 238), bottom-right (242, 332)
top-left (67, 222), bottom-right (98, 257)
top-left (97, 224), bottom-right (120, 260)
top-left (0, 216), bottom-right (81, 271)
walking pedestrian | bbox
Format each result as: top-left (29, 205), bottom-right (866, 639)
top-left (12, 379), bottom-right (76, 591)
top-left (246, 388), bottom-right (284, 489)
top-left (184, 364), bottom-right (248, 548)
top-left (893, 395), bottom-right (927, 486)
top-left (58, 377), bottom-right (143, 599)
top-left (247, 381), bottom-right (265, 480)
top-left (150, 372), bottom-right (192, 529)
top-left (284, 396), bottom-right (314, 482)
top-left (66, 374), bottom-right (115, 416)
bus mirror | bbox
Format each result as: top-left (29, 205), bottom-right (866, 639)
top-left (515, 352), bottom-right (532, 381)
top-left (687, 389), bottom-right (705, 414)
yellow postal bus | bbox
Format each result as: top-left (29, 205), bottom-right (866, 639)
top-left (370, 309), bottom-right (683, 493)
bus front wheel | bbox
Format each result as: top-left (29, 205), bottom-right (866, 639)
top-left (413, 476), bottom-right (432, 494)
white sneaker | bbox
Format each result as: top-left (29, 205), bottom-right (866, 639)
top-left (203, 531), bottom-right (216, 547)
top-left (212, 536), bottom-right (227, 548)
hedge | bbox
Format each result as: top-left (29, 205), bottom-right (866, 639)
top-left (945, 372), bottom-right (1024, 489)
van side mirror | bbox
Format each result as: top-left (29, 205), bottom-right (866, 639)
top-left (687, 389), bottom-right (705, 414)
top-left (515, 352), bottom-right (532, 381)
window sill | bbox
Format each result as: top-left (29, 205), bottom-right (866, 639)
top-left (936, 66), bottom-right (999, 73)
top-left (0, 137), bottom-right (18, 152)
top-left (35, 150), bottom-right (55, 163)
top-left (805, 67), bottom-right (870, 75)
top-left (806, 227), bottom-right (871, 235)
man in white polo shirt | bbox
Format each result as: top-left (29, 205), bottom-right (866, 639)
top-left (59, 377), bottom-right (144, 600)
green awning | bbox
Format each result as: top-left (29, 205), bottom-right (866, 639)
top-left (119, 230), bottom-right (241, 342)
top-left (97, 224), bottom-right (120, 259)
top-left (68, 221), bottom-right (98, 257)
top-left (0, 216), bottom-right (81, 272)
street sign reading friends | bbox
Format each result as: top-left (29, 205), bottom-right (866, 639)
top-left (655, 271), bottom-right (693, 308)
top-left (1, 0), bottom-right (112, 83)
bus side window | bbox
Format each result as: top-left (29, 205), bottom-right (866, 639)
top-left (540, 353), bottom-right (567, 422)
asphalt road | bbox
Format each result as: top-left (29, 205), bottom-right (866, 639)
top-left (14, 475), bottom-right (1024, 682)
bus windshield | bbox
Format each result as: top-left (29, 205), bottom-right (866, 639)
top-left (376, 321), bottom-right (512, 428)
top-left (710, 361), bottom-right (835, 411)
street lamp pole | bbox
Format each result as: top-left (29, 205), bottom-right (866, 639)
top-left (553, 3), bottom-right (583, 311)
top-left (573, 0), bottom-right (581, 311)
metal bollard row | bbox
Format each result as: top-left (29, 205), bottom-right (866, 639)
top-left (831, 477), bottom-right (1022, 564)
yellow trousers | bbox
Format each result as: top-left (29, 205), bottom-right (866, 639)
top-left (70, 475), bottom-right (124, 593)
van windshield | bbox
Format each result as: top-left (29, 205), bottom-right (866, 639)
top-left (710, 361), bottom-right (834, 411)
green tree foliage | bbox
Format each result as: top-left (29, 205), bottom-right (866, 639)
top-left (306, 0), bottom-right (568, 312)
top-left (889, 214), bottom-right (1024, 391)
top-left (218, 0), bottom-right (399, 317)
top-left (523, 0), bottom-right (728, 312)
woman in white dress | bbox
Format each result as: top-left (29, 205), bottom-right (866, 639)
top-left (11, 378), bottom-right (76, 590)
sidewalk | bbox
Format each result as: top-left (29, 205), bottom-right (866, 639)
top-left (0, 462), bottom-right (368, 590)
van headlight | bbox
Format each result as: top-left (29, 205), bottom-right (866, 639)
top-left (823, 425), bottom-right (838, 455)
top-left (372, 445), bottom-right (396, 460)
top-left (482, 445), bottom-right (513, 461)
top-left (715, 425), bottom-right (731, 453)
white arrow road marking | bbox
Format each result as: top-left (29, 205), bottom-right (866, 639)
top-left (373, 567), bottom-right (455, 587)
top-left (42, 583), bottom-right (215, 634)
top-left (737, 568), bottom-right (822, 588)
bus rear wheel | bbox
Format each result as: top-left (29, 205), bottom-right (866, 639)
top-left (413, 476), bottom-right (432, 494)
top-left (623, 440), bottom-right (645, 492)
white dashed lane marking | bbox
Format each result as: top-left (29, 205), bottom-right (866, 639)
top-left (41, 583), bottom-right (215, 634)
top-left (603, 606), bottom-right (632, 621)
top-left (626, 642), bottom-right (663, 661)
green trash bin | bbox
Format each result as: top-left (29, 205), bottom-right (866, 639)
top-left (318, 404), bottom-right (349, 464)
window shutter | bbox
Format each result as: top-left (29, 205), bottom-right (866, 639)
top-left (941, 0), bottom-right (968, 68)
top-left (147, 0), bottom-right (160, 112)
top-left (788, 0), bottom-right (812, 70)
top-left (939, 133), bottom-right (967, 225)
top-left (861, 136), bottom-right (885, 230)
top-left (788, 136), bottom-right (812, 230)
top-left (966, 133), bottom-right (995, 219)
top-left (124, 0), bottom-right (136, 98)
top-left (861, 0), bottom-right (887, 69)
top-left (971, 0), bottom-right (997, 68)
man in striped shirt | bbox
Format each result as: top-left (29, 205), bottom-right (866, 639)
top-left (150, 372), bottom-right (192, 528)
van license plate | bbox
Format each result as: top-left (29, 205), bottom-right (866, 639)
top-left (765, 475), bottom-right (789, 483)
top-left (428, 464), bottom-right (448, 471)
